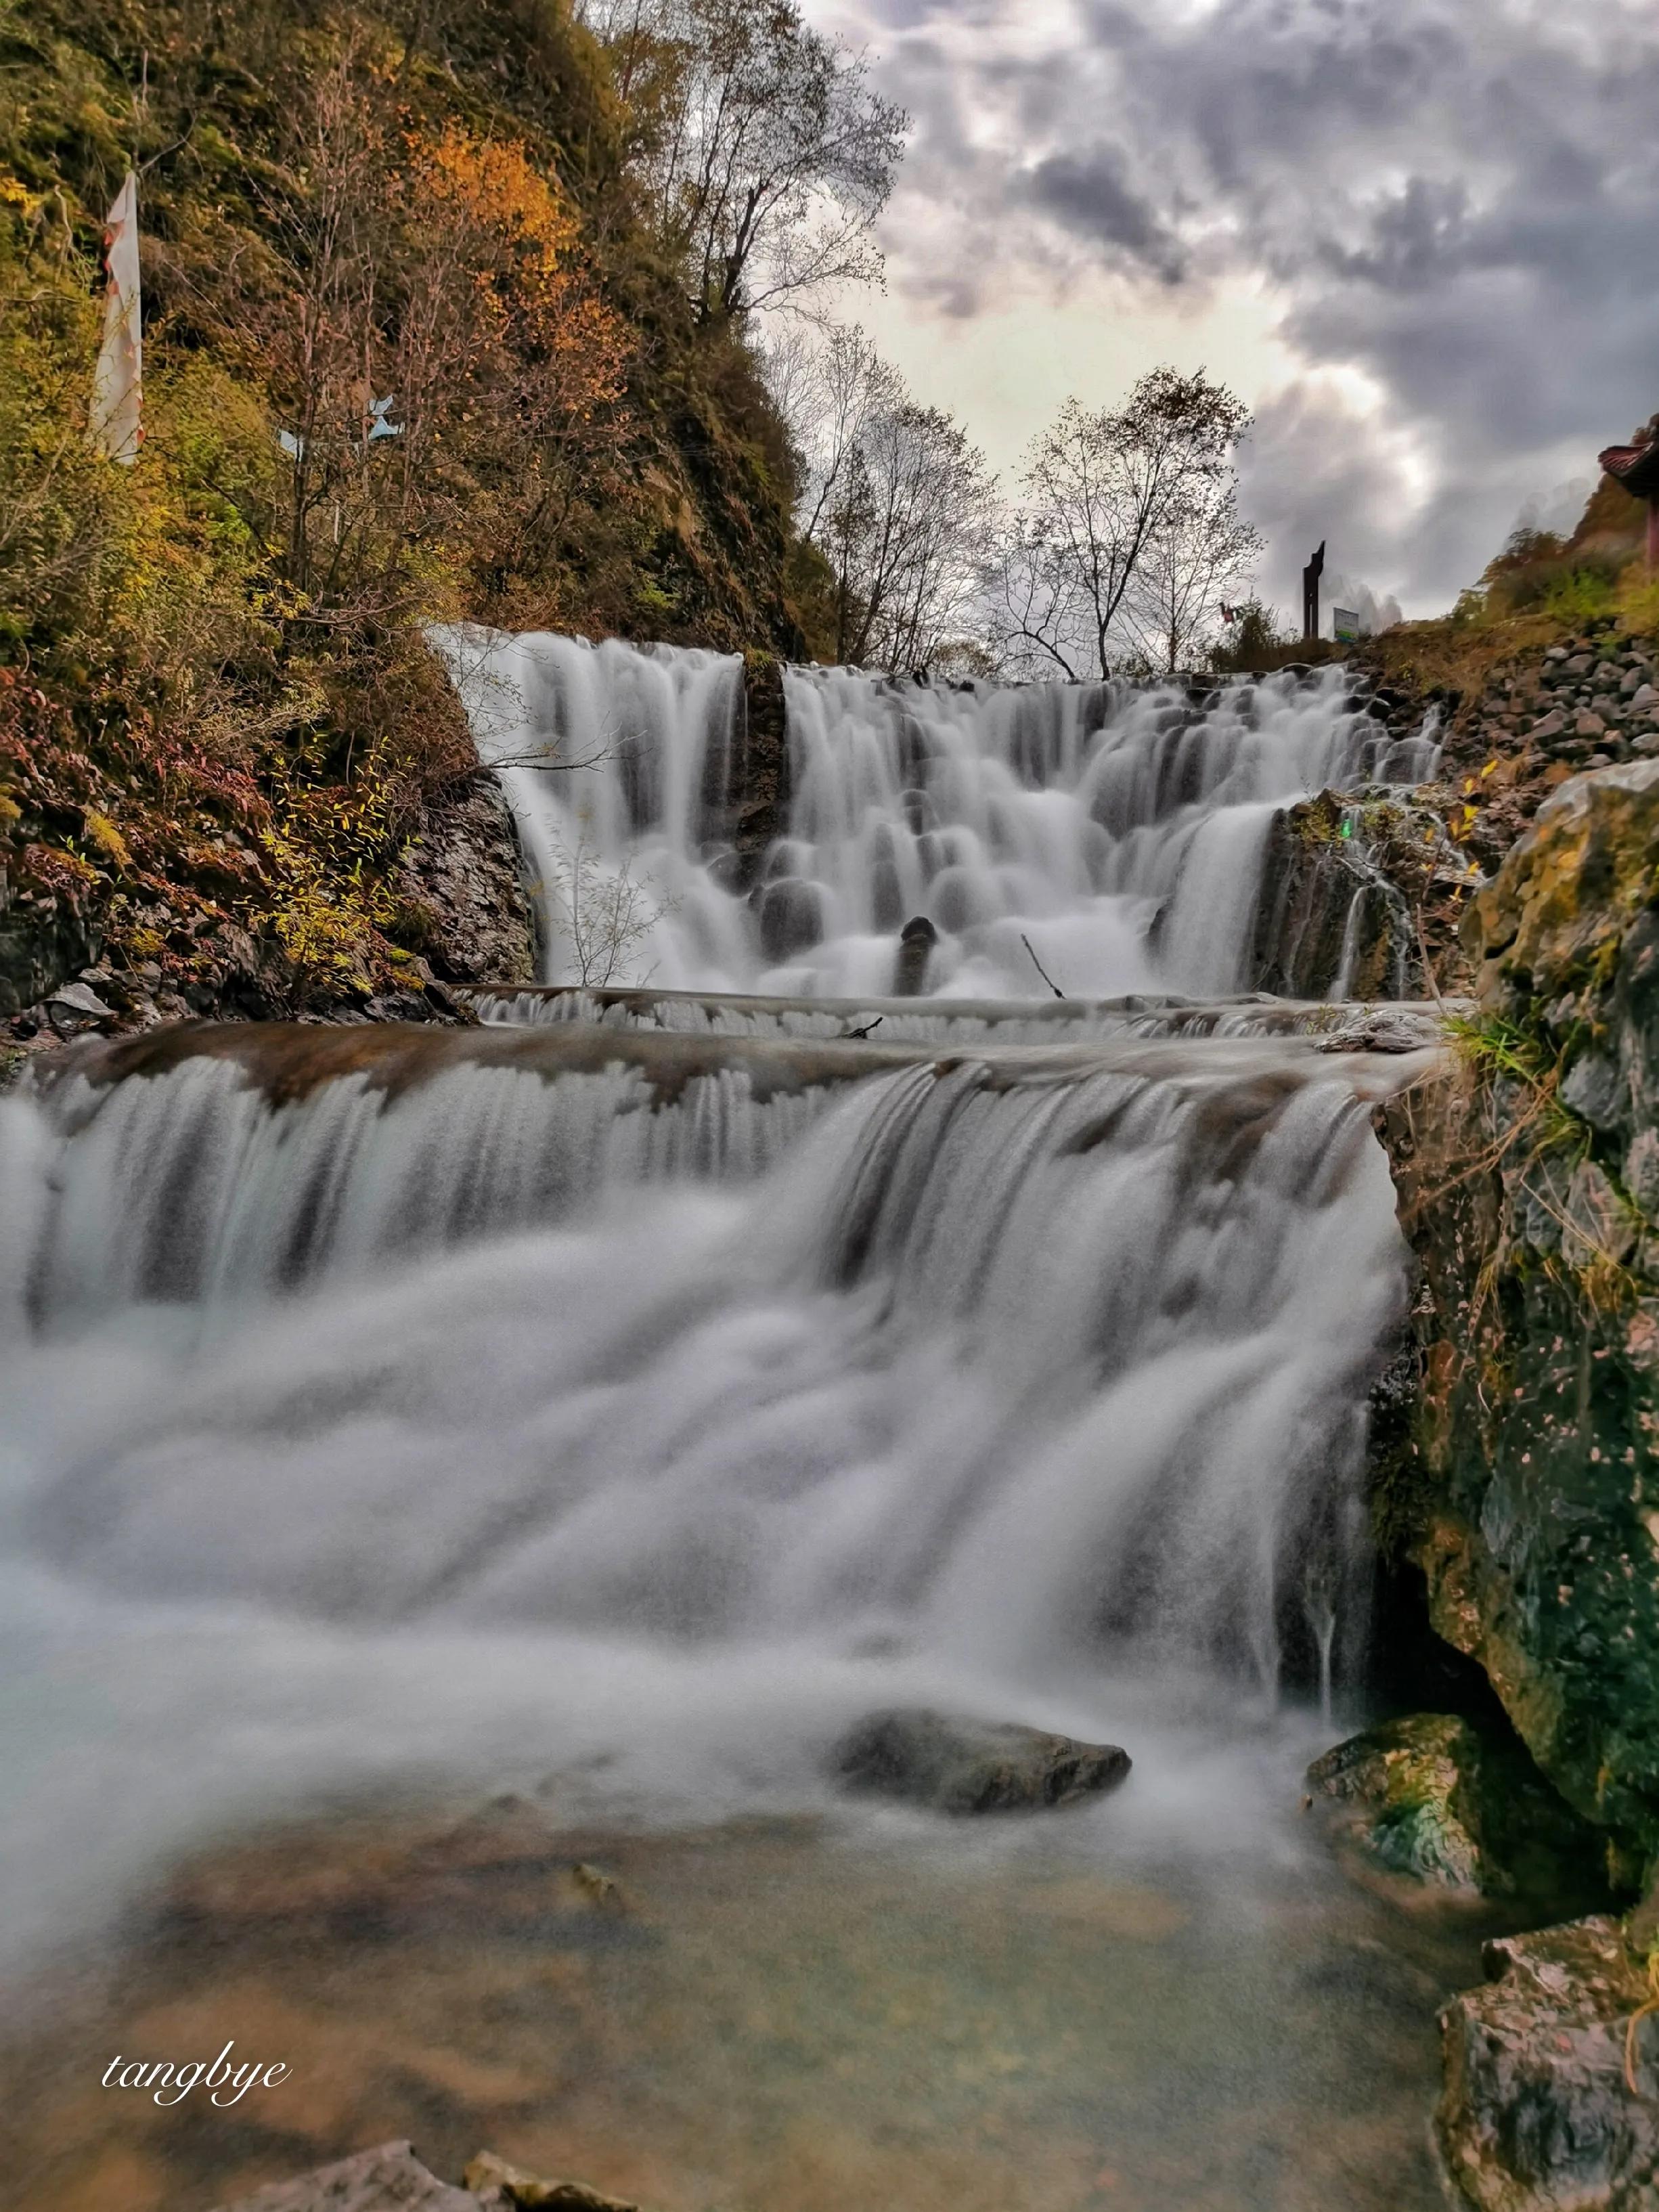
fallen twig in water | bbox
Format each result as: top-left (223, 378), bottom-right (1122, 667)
top-left (1021, 934), bottom-right (1065, 999)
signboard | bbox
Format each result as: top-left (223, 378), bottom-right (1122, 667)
top-left (1332, 606), bottom-right (1361, 643)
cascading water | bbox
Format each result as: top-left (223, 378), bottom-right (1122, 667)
top-left (0, 1013), bottom-right (1432, 1966)
top-left (435, 627), bottom-right (1436, 1000)
top-left (0, 635), bottom-right (1457, 2211)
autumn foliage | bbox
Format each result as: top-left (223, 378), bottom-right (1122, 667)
top-left (0, 0), bottom-right (806, 1019)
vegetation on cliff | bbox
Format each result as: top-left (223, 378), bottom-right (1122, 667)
top-left (1383, 758), bottom-right (1659, 1874)
top-left (1, 0), bottom-right (849, 1021)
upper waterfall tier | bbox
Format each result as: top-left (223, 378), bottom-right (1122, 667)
top-left (434, 629), bottom-right (1438, 1002)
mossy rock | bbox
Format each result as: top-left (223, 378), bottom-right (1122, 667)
top-left (1308, 1712), bottom-right (1603, 1907)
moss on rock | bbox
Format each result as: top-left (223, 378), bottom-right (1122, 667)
top-left (1381, 761), bottom-right (1659, 1872)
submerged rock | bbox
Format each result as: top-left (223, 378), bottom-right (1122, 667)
top-left (1307, 1712), bottom-right (1603, 1904)
top-left (211, 2142), bottom-right (644, 2212)
top-left (213, 2140), bottom-right (474, 2211)
top-left (1438, 1917), bottom-right (1659, 2211)
top-left (835, 1708), bottom-right (1130, 1813)
top-left (464, 2152), bottom-right (639, 2210)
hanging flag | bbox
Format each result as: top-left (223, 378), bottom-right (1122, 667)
top-left (90, 173), bottom-right (142, 464)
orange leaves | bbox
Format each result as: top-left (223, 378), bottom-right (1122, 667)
top-left (416, 127), bottom-right (581, 284)
top-left (399, 120), bottom-right (630, 430)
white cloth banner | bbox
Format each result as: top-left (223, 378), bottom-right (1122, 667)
top-left (90, 173), bottom-right (142, 463)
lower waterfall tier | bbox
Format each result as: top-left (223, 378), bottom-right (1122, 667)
top-left (0, 1015), bottom-right (1435, 1968)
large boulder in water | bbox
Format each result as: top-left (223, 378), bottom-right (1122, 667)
top-left (835, 1708), bottom-right (1130, 1813)
top-left (1308, 1714), bottom-right (1489, 1893)
top-left (1438, 1916), bottom-right (1659, 2211)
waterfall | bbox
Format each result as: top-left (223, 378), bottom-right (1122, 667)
top-left (434, 627), bottom-right (1438, 1002)
top-left (0, 632), bottom-right (1446, 1975)
top-left (9, 1031), bottom-right (1414, 1675)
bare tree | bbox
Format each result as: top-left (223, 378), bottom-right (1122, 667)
top-left (1121, 481), bottom-right (1262, 676)
top-left (984, 368), bottom-right (1254, 682)
top-left (544, 830), bottom-right (676, 986)
top-left (831, 403), bottom-right (995, 669)
top-left (589, 0), bottom-right (908, 321)
top-left (770, 327), bottom-right (994, 669)
top-left (774, 322), bottom-right (901, 541)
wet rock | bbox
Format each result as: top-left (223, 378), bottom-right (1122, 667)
top-left (891, 914), bottom-right (937, 996)
top-left (44, 979), bottom-right (116, 1034)
top-left (395, 781), bottom-right (536, 987)
top-left (1314, 1007), bottom-right (1446, 1055)
top-left (1626, 1127), bottom-right (1659, 1214)
top-left (1438, 1918), bottom-right (1659, 2211)
top-left (570, 1861), bottom-right (625, 1912)
top-left (835, 1708), bottom-right (1130, 1813)
top-left (1561, 1051), bottom-right (1624, 1128)
top-left (464, 2151), bottom-right (639, 2211)
top-left (757, 876), bottom-right (825, 961)
top-left (1309, 1715), bottom-right (1486, 1891)
top-left (1380, 758), bottom-right (1659, 1859)
top-left (1248, 791), bottom-right (1442, 1000)
top-left (212, 2139), bottom-right (474, 2211)
top-left (1308, 1715), bottom-right (1606, 1905)
top-left (1562, 1158), bottom-right (1635, 1267)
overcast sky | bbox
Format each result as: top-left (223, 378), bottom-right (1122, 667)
top-left (804, 0), bottom-right (1659, 623)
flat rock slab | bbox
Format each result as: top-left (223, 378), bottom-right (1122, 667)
top-left (1438, 1916), bottom-right (1659, 2210)
top-left (835, 1708), bottom-right (1130, 1813)
top-left (211, 2141), bottom-right (474, 2212)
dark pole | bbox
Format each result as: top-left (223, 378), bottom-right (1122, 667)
top-left (1302, 541), bottom-right (1325, 642)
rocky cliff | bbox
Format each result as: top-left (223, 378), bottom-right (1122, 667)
top-left (1381, 758), bottom-right (1659, 1874)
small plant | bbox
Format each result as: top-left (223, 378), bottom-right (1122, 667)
top-left (1445, 1009), bottom-right (1588, 1159)
top-left (540, 831), bottom-right (677, 988)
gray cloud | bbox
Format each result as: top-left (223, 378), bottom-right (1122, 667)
top-left (1025, 143), bottom-right (1187, 283)
top-left (817, 0), bottom-right (1659, 613)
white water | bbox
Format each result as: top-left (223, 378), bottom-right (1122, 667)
top-left (467, 984), bottom-right (1450, 1045)
top-left (0, 637), bottom-right (1447, 1997)
top-left (434, 627), bottom-right (1436, 1000)
top-left (0, 1023), bottom-right (1426, 1969)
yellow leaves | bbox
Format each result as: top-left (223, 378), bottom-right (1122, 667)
top-left (416, 125), bottom-right (580, 280)
top-left (83, 808), bottom-right (132, 870)
top-left (401, 120), bottom-right (629, 414)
